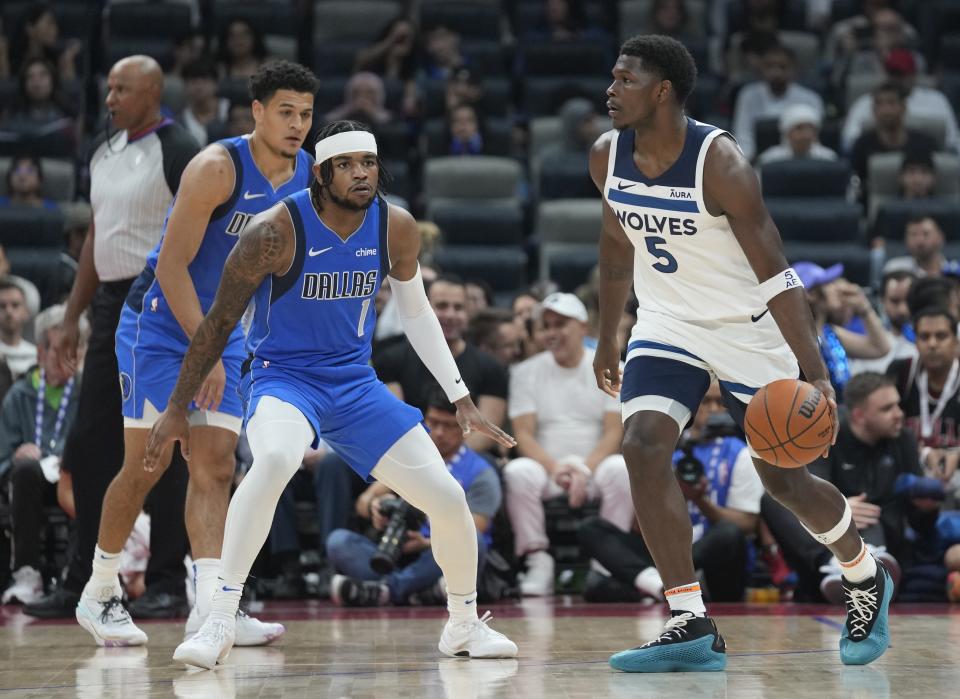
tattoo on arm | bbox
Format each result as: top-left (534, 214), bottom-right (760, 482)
top-left (599, 260), bottom-right (634, 281)
top-left (168, 221), bottom-right (287, 408)
top-left (599, 226), bottom-right (634, 281)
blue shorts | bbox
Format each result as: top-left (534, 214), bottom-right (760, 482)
top-left (116, 269), bottom-right (245, 423)
top-left (241, 359), bottom-right (423, 481)
top-left (621, 353), bottom-right (750, 431)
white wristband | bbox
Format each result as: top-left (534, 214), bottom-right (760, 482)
top-left (758, 267), bottom-right (804, 305)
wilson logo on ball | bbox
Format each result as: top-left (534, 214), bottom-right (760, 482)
top-left (797, 392), bottom-right (822, 419)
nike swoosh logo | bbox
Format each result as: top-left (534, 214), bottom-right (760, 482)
top-left (243, 191), bottom-right (266, 200)
top-left (454, 378), bottom-right (462, 384)
top-left (617, 181), bottom-right (636, 191)
top-left (751, 309), bottom-right (770, 322)
top-left (222, 586), bottom-right (241, 593)
top-left (308, 246), bottom-right (333, 257)
top-left (465, 599), bottom-right (474, 605)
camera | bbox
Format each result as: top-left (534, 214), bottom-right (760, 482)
top-left (701, 412), bottom-right (740, 440)
top-left (675, 450), bottom-right (705, 484)
top-left (675, 413), bottom-right (740, 485)
top-left (370, 497), bottom-right (427, 574)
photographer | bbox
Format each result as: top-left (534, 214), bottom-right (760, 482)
top-left (326, 393), bottom-right (502, 606)
top-left (578, 381), bottom-right (763, 603)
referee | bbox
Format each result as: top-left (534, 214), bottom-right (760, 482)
top-left (26, 56), bottom-right (200, 619)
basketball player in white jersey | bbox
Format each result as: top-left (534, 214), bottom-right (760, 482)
top-left (590, 35), bottom-right (893, 672)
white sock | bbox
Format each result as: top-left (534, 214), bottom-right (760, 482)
top-left (665, 581), bottom-right (706, 617)
top-left (193, 558), bottom-right (220, 618)
top-left (85, 545), bottom-right (122, 600)
top-left (447, 589), bottom-right (479, 624)
top-left (840, 542), bottom-right (877, 584)
top-left (634, 567), bottom-right (665, 600)
top-left (210, 577), bottom-right (243, 624)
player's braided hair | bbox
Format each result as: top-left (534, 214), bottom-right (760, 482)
top-left (310, 120), bottom-right (390, 211)
top-left (619, 35), bottom-right (697, 105)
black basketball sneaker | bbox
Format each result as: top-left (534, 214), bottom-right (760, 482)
top-left (839, 559), bottom-right (893, 665)
top-left (609, 611), bottom-right (727, 672)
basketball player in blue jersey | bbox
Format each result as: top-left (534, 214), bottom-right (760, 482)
top-left (590, 36), bottom-right (894, 672)
top-left (75, 61), bottom-right (318, 648)
top-left (144, 120), bottom-right (519, 668)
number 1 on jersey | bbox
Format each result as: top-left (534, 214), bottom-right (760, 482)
top-left (357, 298), bottom-right (371, 336)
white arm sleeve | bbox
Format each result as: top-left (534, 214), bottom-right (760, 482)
top-left (389, 265), bottom-right (470, 402)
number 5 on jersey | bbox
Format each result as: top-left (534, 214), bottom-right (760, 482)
top-left (645, 237), bottom-right (678, 273)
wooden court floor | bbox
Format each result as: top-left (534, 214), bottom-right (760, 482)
top-left (1, 599), bottom-right (958, 698)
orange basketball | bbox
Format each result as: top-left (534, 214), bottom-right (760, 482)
top-left (744, 379), bottom-right (833, 468)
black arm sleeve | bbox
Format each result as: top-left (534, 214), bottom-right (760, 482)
top-left (157, 123), bottom-right (200, 195)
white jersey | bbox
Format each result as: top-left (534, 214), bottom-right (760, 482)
top-left (603, 118), bottom-right (763, 323)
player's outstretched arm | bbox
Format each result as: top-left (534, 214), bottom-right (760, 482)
top-left (144, 206), bottom-right (294, 468)
top-left (588, 134), bottom-right (633, 398)
top-left (703, 136), bottom-right (838, 450)
top-left (386, 204), bottom-right (516, 449)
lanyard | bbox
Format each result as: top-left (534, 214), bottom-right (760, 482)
top-left (918, 359), bottom-right (960, 439)
top-left (35, 369), bottom-right (74, 453)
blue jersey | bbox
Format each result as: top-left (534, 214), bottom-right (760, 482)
top-left (116, 136), bottom-right (311, 420)
top-left (139, 135), bottom-right (313, 332)
top-left (245, 190), bottom-right (389, 369)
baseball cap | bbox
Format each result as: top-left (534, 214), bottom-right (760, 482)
top-left (779, 104), bottom-right (821, 135)
top-left (538, 292), bottom-right (589, 323)
top-left (792, 261), bottom-right (844, 290)
top-left (884, 48), bottom-right (917, 76)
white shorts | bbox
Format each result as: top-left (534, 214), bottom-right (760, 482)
top-left (123, 397), bottom-right (243, 434)
top-left (621, 308), bottom-right (799, 431)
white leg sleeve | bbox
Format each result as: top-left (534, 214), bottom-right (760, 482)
top-left (371, 425), bottom-right (478, 596)
top-left (218, 397), bottom-right (313, 585)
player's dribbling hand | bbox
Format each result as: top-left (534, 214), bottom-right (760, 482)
top-left (144, 406), bottom-right (190, 471)
top-left (194, 360), bottom-right (226, 412)
top-left (593, 341), bottom-right (622, 398)
top-left (811, 378), bottom-right (838, 457)
top-left (454, 396), bottom-right (516, 449)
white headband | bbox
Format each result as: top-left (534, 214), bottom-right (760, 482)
top-left (315, 131), bottom-right (378, 164)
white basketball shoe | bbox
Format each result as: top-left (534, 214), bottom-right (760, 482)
top-left (439, 611), bottom-right (518, 658)
top-left (75, 587), bottom-right (148, 647)
top-left (174, 616), bottom-right (235, 669)
top-left (184, 605), bottom-right (285, 646)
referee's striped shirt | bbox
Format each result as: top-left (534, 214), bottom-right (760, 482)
top-left (89, 117), bottom-right (198, 281)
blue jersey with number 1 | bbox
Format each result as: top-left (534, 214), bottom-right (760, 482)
top-left (245, 190), bottom-right (389, 367)
top-left (241, 191), bottom-right (423, 480)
